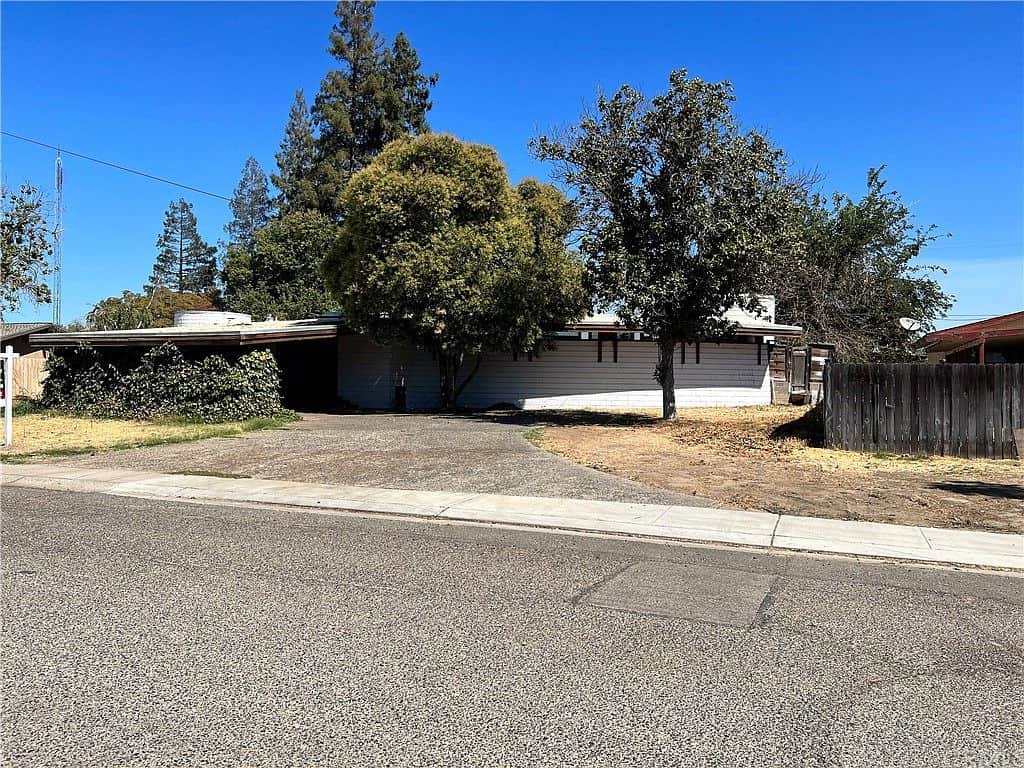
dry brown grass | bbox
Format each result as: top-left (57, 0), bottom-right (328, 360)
top-left (537, 405), bottom-right (1024, 533)
top-left (0, 413), bottom-right (295, 461)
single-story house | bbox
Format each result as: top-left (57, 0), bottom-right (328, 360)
top-left (917, 311), bottom-right (1024, 364)
top-left (31, 299), bottom-right (803, 410)
top-left (1, 322), bottom-right (55, 398)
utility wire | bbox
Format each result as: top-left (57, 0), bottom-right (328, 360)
top-left (1, 130), bottom-right (231, 202)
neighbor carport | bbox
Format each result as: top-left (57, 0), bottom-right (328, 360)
top-left (30, 317), bottom-right (342, 410)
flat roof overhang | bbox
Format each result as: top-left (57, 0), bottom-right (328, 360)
top-left (561, 321), bottom-right (804, 338)
top-left (29, 323), bottom-right (340, 348)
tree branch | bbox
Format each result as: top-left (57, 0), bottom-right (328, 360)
top-left (455, 353), bottom-right (483, 399)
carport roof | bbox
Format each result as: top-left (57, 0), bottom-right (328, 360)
top-left (30, 318), bottom-right (341, 348)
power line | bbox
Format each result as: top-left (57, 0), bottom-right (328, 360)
top-left (1, 131), bottom-right (231, 202)
top-left (926, 242), bottom-right (1023, 251)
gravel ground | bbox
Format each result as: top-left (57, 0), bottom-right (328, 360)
top-left (3, 487), bottom-right (1023, 767)
top-left (43, 410), bottom-right (713, 506)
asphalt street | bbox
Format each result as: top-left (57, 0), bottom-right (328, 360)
top-left (2, 486), bottom-right (1023, 767)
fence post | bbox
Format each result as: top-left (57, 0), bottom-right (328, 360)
top-left (822, 360), bottom-right (829, 446)
top-left (2, 345), bottom-right (20, 447)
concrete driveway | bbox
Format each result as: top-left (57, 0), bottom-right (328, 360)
top-left (49, 411), bottom-right (713, 506)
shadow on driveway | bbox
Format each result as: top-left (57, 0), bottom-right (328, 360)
top-left (442, 408), bottom-right (660, 429)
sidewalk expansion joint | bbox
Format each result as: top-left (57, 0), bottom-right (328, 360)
top-left (768, 514), bottom-right (782, 549)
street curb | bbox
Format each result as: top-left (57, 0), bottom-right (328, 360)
top-left (3, 463), bottom-right (1022, 571)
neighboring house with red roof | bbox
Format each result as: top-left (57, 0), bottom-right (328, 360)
top-left (917, 311), bottom-right (1024, 364)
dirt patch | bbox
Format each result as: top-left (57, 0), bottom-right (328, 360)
top-left (537, 406), bottom-right (1024, 533)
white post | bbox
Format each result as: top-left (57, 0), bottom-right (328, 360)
top-left (2, 345), bottom-right (19, 447)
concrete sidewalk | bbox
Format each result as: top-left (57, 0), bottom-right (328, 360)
top-left (3, 462), bottom-right (1022, 571)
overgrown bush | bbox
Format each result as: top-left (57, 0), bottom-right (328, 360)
top-left (41, 344), bottom-right (283, 422)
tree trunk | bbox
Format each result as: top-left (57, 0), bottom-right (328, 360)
top-left (437, 351), bottom-right (463, 412)
top-left (657, 337), bottom-right (677, 420)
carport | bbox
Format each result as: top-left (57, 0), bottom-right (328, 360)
top-left (30, 315), bottom-right (343, 411)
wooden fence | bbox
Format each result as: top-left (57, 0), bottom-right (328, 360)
top-left (11, 354), bottom-right (47, 399)
top-left (823, 363), bottom-right (1024, 459)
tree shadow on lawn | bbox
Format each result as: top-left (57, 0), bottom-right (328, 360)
top-left (768, 402), bottom-right (824, 447)
top-left (929, 481), bottom-right (1024, 501)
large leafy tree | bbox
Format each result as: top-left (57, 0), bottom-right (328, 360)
top-left (771, 167), bottom-right (953, 362)
top-left (222, 210), bottom-right (339, 320)
top-left (533, 70), bottom-right (797, 419)
top-left (87, 289), bottom-right (217, 330)
top-left (324, 134), bottom-right (589, 410)
top-left (272, 90), bottom-right (319, 215)
top-left (1, 183), bottom-right (53, 315)
top-left (226, 157), bottom-right (273, 250)
top-left (311, 0), bottom-right (437, 218)
top-left (146, 199), bottom-right (218, 295)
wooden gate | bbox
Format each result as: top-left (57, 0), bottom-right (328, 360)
top-left (823, 363), bottom-right (1024, 459)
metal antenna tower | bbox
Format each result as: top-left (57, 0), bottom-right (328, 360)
top-left (53, 150), bottom-right (63, 326)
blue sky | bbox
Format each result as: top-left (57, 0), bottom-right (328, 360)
top-left (3, 1), bottom-right (1022, 327)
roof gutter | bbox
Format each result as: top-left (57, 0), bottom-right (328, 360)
top-left (29, 325), bottom-right (340, 348)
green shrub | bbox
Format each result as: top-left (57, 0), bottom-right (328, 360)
top-left (41, 344), bottom-right (283, 423)
top-left (12, 397), bottom-right (44, 416)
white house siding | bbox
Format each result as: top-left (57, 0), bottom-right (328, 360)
top-left (336, 334), bottom-right (399, 409)
top-left (338, 334), bottom-right (770, 410)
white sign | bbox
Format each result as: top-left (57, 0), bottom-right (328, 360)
top-left (1, 345), bottom-right (20, 447)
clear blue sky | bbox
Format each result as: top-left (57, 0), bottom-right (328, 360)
top-left (3, 1), bottom-right (1022, 327)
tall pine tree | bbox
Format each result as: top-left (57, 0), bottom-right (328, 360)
top-left (311, 0), bottom-right (436, 219)
top-left (381, 32), bottom-right (437, 144)
top-left (147, 199), bottom-right (217, 295)
top-left (226, 157), bottom-right (273, 250)
top-left (271, 90), bottom-right (319, 214)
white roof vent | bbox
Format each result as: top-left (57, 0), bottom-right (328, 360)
top-left (173, 311), bottom-right (252, 327)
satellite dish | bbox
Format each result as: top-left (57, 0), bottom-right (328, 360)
top-left (899, 317), bottom-right (923, 332)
